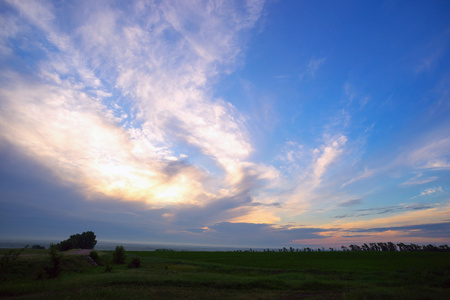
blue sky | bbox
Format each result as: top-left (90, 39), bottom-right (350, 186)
top-left (1, 0), bottom-right (449, 248)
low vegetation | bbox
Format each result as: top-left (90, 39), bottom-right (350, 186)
top-left (1, 245), bottom-right (449, 299)
top-left (127, 256), bottom-right (141, 268)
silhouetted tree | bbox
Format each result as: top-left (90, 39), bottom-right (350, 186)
top-left (58, 239), bottom-right (75, 251)
top-left (341, 242), bottom-right (450, 252)
top-left (56, 231), bottom-right (97, 251)
top-left (387, 242), bottom-right (397, 251)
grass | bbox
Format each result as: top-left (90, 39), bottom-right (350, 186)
top-left (0, 249), bottom-right (449, 299)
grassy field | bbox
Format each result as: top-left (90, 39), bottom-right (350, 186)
top-left (1, 248), bottom-right (449, 299)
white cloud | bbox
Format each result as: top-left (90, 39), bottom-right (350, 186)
top-left (313, 135), bottom-right (347, 181)
top-left (423, 160), bottom-right (450, 169)
top-left (411, 187), bottom-right (443, 199)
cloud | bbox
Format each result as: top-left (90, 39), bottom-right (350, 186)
top-left (422, 160), bottom-right (450, 169)
top-left (343, 82), bottom-right (370, 109)
top-left (341, 168), bottom-right (374, 188)
top-left (347, 222), bottom-right (450, 239)
top-left (410, 187), bottom-right (443, 199)
top-left (201, 222), bottom-right (331, 247)
top-left (2, 143), bottom-right (448, 248)
top-left (305, 57), bottom-right (326, 78)
top-left (337, 199), bottom-right (363, 207)
top-left (313, 135), bottom-right (347, 182)
top-left (335, 203), bottom-right (436, 219)
top-left (251, 201), bottom-right (283, 208)
top-left (333, 203), bottom-right (450, 234)
top-left (402, 128), bottom-right (450, 170)
top-left (408, 28), bottom-right (450, 75)
top-left (0, 0), bottom-right (271, 212)
top-left (402, 173), bottom-right (438, 185)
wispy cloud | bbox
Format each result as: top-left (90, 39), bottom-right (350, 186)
top-left (402, 173), bottom-right (438, 186)
top-left (334, 203), bottom-right (436, 219)
top-left (333, 203), bottom-right (450, 232)
top-left (347, 222), bottom-right (450, 238)
top-left (409, 28), bottom-right (450, 75)
top-left (305, 57), bottom-right (326, 78)
top-left (410, 187), bottom-right (443, 199)
top-left (343, 82), bottom-right (370, 109)
top-left (341, 168), bottom-right (375, 188)
top-left (337, 199), bottom-right (363, 207)
top-left (408, 137), bottom-right (450, 170)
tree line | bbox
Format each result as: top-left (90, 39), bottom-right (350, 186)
top-left (341, 242), bottom-right (449, 252)
top-left (237, 243), bottom-right (450, 253)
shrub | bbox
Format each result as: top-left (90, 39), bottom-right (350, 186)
top-left (1, 247), bottom-right (26, 268)
top-left (0, 245), bottom-right (28, 274)
top-left (31, 244), bottom-right (45, 249)
top-left (113, 245), bottom-right (126, 264)
top-left (45, 244), bottom-right (62, 278)
top-left (89, 251), bottom-right (99, 264)
top-left (103, 256), bottom-right (113, 273)
top-left (128, 256), bottom-right (141, 268)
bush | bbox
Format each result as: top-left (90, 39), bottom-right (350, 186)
top-left (1, 247), bottom-right (25, 267)
top-left (113, 245), bottom-right (126, 264)
top-left (31, 244), bottom-right (45, 249)
top-left (0, 245), bottom-right (28, 274)
top-left (103, 256), bottom-right (113, 273)
top-left (128, 256), bottom-right (141, 268)
top-left (89, 251), bottom-right (100, 264)
top-left (45, 244), bottom-right (62, 278)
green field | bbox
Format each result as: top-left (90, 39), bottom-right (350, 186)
top-left (1, 249), bottom-right (449, 299)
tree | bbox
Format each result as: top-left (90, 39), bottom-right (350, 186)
top-left (58, 239), bottom-right (75, 251)
top-left (113, 245), bottom-right (126, 264)
top-left (387, 242), bottom-right (397, 251)
top-left (73, 231), bottom-right (97, 249)
top-left (361, 243), bottom-right (370, 251)
top-left (56, 231), bottom-right (97, 251)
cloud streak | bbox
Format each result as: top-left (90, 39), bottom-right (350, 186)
top-left (334, 203), bottom-right (436, 219)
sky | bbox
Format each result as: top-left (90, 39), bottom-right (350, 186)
top-left (1, 0), bottom-right (450, 249)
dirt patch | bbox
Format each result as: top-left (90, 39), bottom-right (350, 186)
top-left (65, 249), bottom-right (93, 255)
